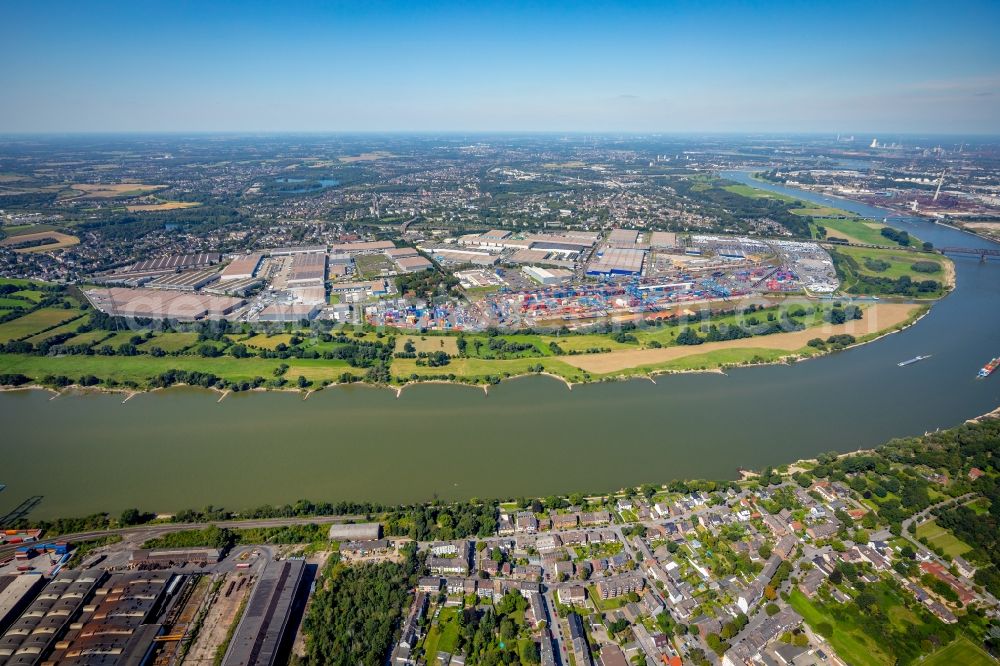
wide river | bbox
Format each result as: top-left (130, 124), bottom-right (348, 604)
top-left (2, 173), bottom-right (999, 519)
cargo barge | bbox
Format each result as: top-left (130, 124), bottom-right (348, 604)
top-left (978, 357), bottom-right (999, 379)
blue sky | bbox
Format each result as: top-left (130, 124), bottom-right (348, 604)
top-left (2, 0), bottom-right (999, 133)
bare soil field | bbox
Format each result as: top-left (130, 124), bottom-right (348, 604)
top-left (70, 183), bottom-right (165, 198)
top-left (338, 151), bottom-right (393, 163)
top-left (561, 303), bottom-right (920, 374)
top-left (182, 573), bottom-right (254, 666)
top-left (0, 230), bottom-right (79, 253)
top-left (127, 201), bottom-right (202, 212)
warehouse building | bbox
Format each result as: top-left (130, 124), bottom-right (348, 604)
top-left (287, 252), bottom-right (327, 286)
top-left (127, 253), bottom-right (222, 274)
top-left (586, 247), bottom-right (646, 276)
top-left (147, 267), bottom-right (221, 291)
top-left (85, 288), bottom-right (244, 320)
top-left (0, 570), bottom-right (105, 665)
top-left (0, 575), bottom-right (46, 634)
top-left (256, 303), bottom-right (321, 322)
top-left (130, 548), bottom-right (222, 567)
top-left (328, 523), bottom-right (382, 542)
top-left (44, 571), bottom-right (172, 664)
top-left (649, 231), bottom-right (679, 249)
top-left (221, 559), bottom-right (305, 666)
top-left (329, 240), bottom-right (395, 255)
top-left (221, 253), bottom-right (264, 280)
top-left (523, 266), bottom-right (573, 285)
top-left (394, 255), bottom-right (433, 273)
top-left (268, 245), bottom-right (326, 256)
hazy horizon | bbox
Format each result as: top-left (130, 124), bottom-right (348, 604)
top-left (3, 0), bottom-right (999, 134)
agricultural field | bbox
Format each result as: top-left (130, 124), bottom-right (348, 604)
top-left (0, 307), bottom-right (84, 343)
top-left (723, 183), bottom-right (798, 202)
top-left (915, 519), bottom-right (972, 558)
top-left (0, 230), bottom-right (80, 253)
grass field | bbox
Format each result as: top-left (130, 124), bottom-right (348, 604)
top-left (818, 218), bottom-right (901, 246)
top-left (396, 335), bottom-right (460, 354)
top-left (10, 289), bottom-right (45, 303)
top-left (391, 355), bottom-right (585, 383)
top-left (140, 332), bottom-right (199, 353)
top-left (920, 637), bottom-right (997, 666)
top-left (244, 333), bottom-right (295, 350)
top-left (0, 298), bottom-right (31, 310)
top-left (0, 307), bottom-right (84, 343)
top-left (835, 246), bottom-right (938, 281)
top-left (421, 606), bottom-right (460, 659)
top-left (916, 520), bottom-right (972, 558)
top-left (0, 353), bottom-right (310, 385)
top-left (63, 329), bottom-right (114, 346)
top-left (24, 317), bottom-right (87, 344)
top-left (723, 183), bottom-right (798, 202)
top-left (789, 589), bottom-right (890, 666)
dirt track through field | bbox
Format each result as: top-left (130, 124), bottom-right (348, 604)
top-left (560, 303), bottom-right (920, 374)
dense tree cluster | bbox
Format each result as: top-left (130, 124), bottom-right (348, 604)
top-left (303, 545), bottom-right (419, 666)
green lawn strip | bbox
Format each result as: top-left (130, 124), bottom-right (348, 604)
top-left (788, 589), bottom-right (890, 666)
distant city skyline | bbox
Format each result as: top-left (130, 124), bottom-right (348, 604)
top-left (2, 0), bottom-right (999, 134)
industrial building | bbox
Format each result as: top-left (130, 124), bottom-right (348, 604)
top-left (649, 231), bottom-right (679, 249)
top-left (522, 266), bottom-right (573, 285)
top-left (256, 302), bottom-right (322, 322)
top-left (147, 267), bottom-right (221, 291)
top-left (44, 571), bottom-right (172, 664)
top-left (85, 288), bottom-right (245, 320)
top-left (220, 559), bottom-right (305, 666)
top-left (607, 229), bottom-right (640, 246)
top-left (127, 253), bottom-right (222, 274)
top-left (328, 523), bottom-right (382, 541)
top-left (0, 570), bottom-right (105, 665)
top-left (129, 548), bottom-right (222, 567)
top-left (287, 252), bottom-right (327, 286)
top-left (394, 255), bottom-right (433, 273)
top-left (221, 253), bottom-right (263, 281)
top-left (586, 247), bottom-right (647, 276)
top-left (268, 245), bottom-right (326, 256)
top-left (0, 575), bottom-right (45, 634)
top-left (329, 240), bottom-right (395, 255)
